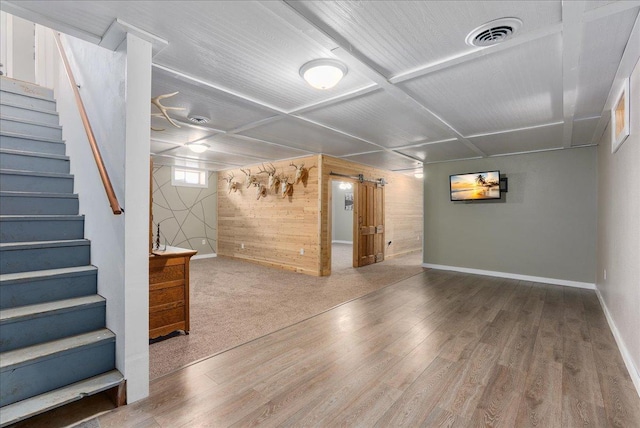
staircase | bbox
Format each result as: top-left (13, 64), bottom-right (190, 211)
top-left (0, 77), bottom-right (123, 426)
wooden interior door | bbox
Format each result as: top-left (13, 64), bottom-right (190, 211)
top-left (354, 181), bottom-right (384, 267)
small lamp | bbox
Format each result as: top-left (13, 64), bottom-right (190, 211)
top-left (300, 59), bottom-right (348, 90)
top-left (186, 142), bottom-right (209, 153)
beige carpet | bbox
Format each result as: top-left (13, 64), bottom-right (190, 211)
top-left (149, 244), bottom-right (424, 379)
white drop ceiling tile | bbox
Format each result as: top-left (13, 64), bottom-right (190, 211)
top-left (150, 117), bottom-right (216, 143)
top-left (202, 135), bottom-right (311, 161)
top-left (167, 146), bottom-right (267, 167)
top-left (289, 0), bottom-right (561, 77)
top-left (399, 34), bottom-right (563, 136)
top-left (299, 90), bottom-right (453, 148)
top-left (238, 118), bottom-right (378, 157)
top-left (571, 117), bottom-right (600, 146)
top-left (342, 151), bottom-right (422, 172)
top-left (152, 67), bottom-right (277, 131)
top-left (150, 140), bottom-right (180, 154)
top-left (151, 154), bottom-right (232, 171)
top-left (584, 1), bottom-right (620, 12)
top-left (468, 123), bottom-right (564, 156)
top-left (398, 140), bottom-right (479, 163)
top-left (7, 1), bottom-right (116, 37)
top-left (574, 7), bottom-right (639, 118)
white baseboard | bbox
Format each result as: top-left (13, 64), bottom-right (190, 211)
top-left (332, 240), bottom-right (353, 245)
top-left (594, 287), bottom-right (640, 397)
top-left (192, 253), bottom-right (217, 260)
top-left (421, 263), bottom-right (595, 290)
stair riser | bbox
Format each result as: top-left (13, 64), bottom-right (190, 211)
top-left (0, 134), bottom-right (65, 156)
top-left (0, 218), bottom-right (84, 242)
top-left (0, 119), bottom-right (62, 140)
top-left (0, 79), bottom-right (54, 101)
top-left (0, 271), bottom-right (97, 309)
top-left (0, 90), bottom-right (56, 112)
top-left (0, 173), bottom-right (73, 193)
top-left (0, 244), bottom-right (90, 275)
top-left (0, 104), bottom-right (59, 125)
top-left (0, 340), bottom-right (115, 407)
top-left (0, 152), bottom-right (70, 174)
top-left (0, 304), bottom-right (105, 352)
top-left (0, 194), bottom-right (79, 215)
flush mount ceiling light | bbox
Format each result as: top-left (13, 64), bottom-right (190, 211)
top-left (300, 59), bottom-right (348, 90)
top-left (188, 115), bottom-right (209, 124)
top-left (186, 142), bottom-right (209, 153)
top-left (414, 172), bottom-right (424, 179)
top-left (465, 17), bottom-right (522, 47)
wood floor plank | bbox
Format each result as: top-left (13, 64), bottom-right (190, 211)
top-left (562, 396), bottom-right (607, 427)
top-left (514, 347), bottom-right (563, 427)
top-left (156, 387), bottom-right (268, 427)
top-left (375, 357), bottom-right (463, 427)
top-left (563, 287), bottom-right (591, 342)
top-left (470, 364), bottom-right (526, 427)
top-left (562, 338), bottom-right (604, 407)
top-left (579, 289), bottom-right (609, 330)
top-left (498, 321), bottom-right (538, 373)
top-left (438, 343), bottom-right (502, 420)
top-left (598, 372), bottom-right (640, 427)
top-left (291, 351), bottom-right (401, 427)
top-left (321, 381), bottom-right (403, 427)
top-left (380, 330), bottom-right (453, 391)
top-left (501, 281), bottom-right (532, 314)
top-left (516, 284), bottom-right (546, 326)
top-left (480, 309), bottom-right (519, 349)
top-left (420, 406), bottom-right (469, 428)
top-left (588, 326), bottom-right (633, 381)
top-left (534, 286), bottom-right (565, 364)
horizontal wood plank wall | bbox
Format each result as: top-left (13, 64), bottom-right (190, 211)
top-left (217, 155), bottom-right (321, 276)
top-left (320, 155), bottom-right (423, 276)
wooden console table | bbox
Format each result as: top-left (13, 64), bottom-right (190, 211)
top-left (149, 246), bottom-right (197, 339)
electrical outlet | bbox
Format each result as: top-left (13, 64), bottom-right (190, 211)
top-left (300, 248), bottom-right (304, 255)
top-left (604, 269), bottom-right (607, 280)
top-left (202, 239), bottom-right (206, 245)
top-left (241, 243), bottom-right (245, 249)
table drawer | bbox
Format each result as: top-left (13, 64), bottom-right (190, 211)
top-left (150, 284), bottom-right (185, 307)
top-left (150, 304), bottom-right (185, 330)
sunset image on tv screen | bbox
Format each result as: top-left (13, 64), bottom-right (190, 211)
top-left (450, 171), bottom-right (500, 201)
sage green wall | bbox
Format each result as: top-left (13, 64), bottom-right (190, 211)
top-left (423, 146), bottom-right (597, 283)
top-left (596, 58), bottom-right (640, 389)
top-left (331, 181), bottom-right (353, 242)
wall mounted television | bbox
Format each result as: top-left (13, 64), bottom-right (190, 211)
top-left (450, 170), bottom-right (501, 201)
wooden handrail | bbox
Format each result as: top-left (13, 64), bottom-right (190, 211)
top-left (53, 32), bottom-right (123, 215)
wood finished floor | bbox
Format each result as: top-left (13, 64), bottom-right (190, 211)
top-left (97, 269), bottom-right (640, 427)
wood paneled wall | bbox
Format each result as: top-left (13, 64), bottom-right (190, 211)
top-left (218, 155), bottom-right (423, 277)
top-left (320, 156), bottom-right (423, 276)
top-left (217, 155), bottom-right (322, 276)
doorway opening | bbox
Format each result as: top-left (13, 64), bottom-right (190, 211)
top-left (331, 180), bottom-right (354, 271)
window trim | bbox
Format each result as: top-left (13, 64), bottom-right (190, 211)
top-left (171, 166), bottom-right (208, 188)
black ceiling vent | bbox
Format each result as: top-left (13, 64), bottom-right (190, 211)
top-left (188, 115), bottom-right (209, 124)
top-left (466, 18), bottom-right (522, 47)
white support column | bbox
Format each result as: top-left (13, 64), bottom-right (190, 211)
top-left (123, 32), bottom-right (151, 402)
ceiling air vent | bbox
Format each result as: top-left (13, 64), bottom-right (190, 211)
top-left (188, 115), bottom-right (209, 124)
top-left (465, 18), bottom-right (522, 47)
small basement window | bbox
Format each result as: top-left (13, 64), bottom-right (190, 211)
top-left (171, 166), bottom-right (208, 188)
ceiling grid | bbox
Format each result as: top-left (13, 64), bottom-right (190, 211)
top-left (2, 0), bottom-right (638, 173)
